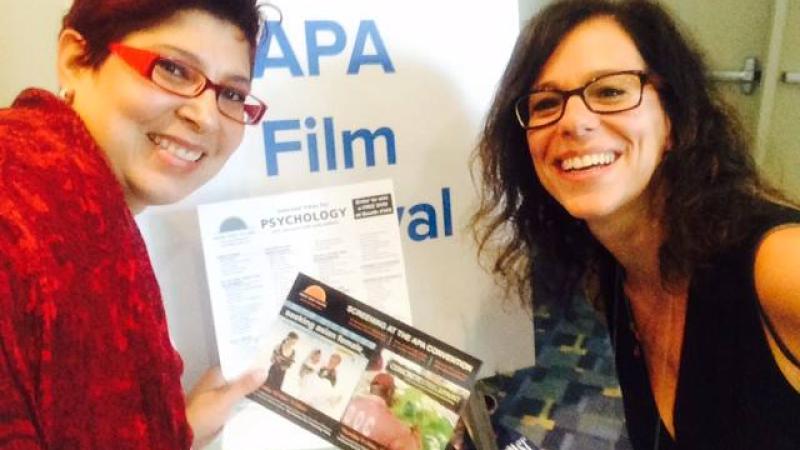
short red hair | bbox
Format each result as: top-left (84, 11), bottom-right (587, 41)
top-left (62, 0), bottom-right (262, 68)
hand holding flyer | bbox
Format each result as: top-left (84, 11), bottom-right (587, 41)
top-left (198, 180), bottom-right (482, 449)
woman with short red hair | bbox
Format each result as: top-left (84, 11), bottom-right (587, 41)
top-left (0, 1), bottom-right (272, 448)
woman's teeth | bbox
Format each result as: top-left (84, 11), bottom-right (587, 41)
top-left (561, 152), bottom-right (616, 171)
top-left (151, 135), bottom-right (203, 162)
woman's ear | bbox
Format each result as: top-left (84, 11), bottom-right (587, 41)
top-left (57, 29), bottom-right (89, 94)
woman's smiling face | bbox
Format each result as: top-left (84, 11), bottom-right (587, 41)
top-left (65, 9), bottom-right (252, 213)
top-left (526, 16), bottom-right (672, 226)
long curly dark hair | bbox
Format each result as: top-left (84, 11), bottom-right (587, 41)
top-left (471, 0), bottom-right (790, 309)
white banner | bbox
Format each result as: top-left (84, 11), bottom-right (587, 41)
top-left (137, 0), bottom-right (532, 400)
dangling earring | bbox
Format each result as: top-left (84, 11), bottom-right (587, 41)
top-left (58, 87), bottom-right (75, 104)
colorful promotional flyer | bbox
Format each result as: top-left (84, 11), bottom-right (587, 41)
top-left (251, 273), bottom-right (482, 450)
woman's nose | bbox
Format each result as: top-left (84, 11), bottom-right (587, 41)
top-left (557, 94), bottom-right (599, 137)
top-left (177, 88), bottom-right (221, 133)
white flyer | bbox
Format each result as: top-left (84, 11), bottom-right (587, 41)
top-left (198, 179), bottom-right (411, 381)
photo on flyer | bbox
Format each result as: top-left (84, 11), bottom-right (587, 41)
top-left (340, 347), bottom-right (472, 450)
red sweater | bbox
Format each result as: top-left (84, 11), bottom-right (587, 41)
top-left (0, 89), bottom-right (191, 449)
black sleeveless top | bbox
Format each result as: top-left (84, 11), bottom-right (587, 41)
top-left (603, 202), bottom-right (800, 450)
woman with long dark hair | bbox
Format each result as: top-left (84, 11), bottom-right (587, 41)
top-left (472, 1), bottom-right (800, 448)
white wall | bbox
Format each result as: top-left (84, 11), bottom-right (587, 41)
top-left (0, 0), bottom-right (70, 106)
top-left (518, 0), bottom-right (549, 26)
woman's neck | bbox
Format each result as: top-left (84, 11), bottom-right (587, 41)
top-left (588, 202), bottom-right (664, 289)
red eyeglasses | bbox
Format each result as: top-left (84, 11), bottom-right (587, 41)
top-left (108, 43), bottom-right (267, 125)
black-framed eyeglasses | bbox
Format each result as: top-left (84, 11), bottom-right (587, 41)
top-left (108, 43), bottom-right (267, 125)
top-left (514, 70), bottom-right (652, 130)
